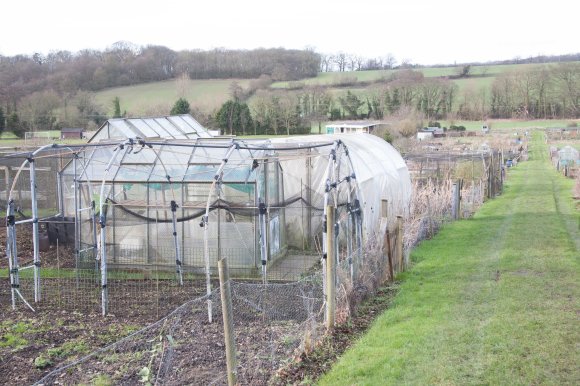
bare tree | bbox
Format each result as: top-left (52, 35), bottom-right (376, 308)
top-left (320, 54), bottom-right (334, 72)
top-left (355, 56), bottom-right (364, 71)
top-left (278, 92), bottom-right (300, 135)
top-left (400, 58), bottom-right (413, 69)
top-left (176, 72), bottom-right (190, 98)
top-left (334, 52), bottom-right (348, 72)
top-left (385, 53), bottom-right (397, 69)
top-left (553, 63), bottom-right (579, 117)
top-left (229, 81), bottom-right (245, 101)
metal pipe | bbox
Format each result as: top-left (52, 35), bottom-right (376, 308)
top-left (170, 200), bottom-right (183, 285)
top-left (341, 142), bottom-right (364, 269)
top-left (73, 154), bottom-right (80, 286)
top-left (256, 161), bottom-right (268, 283)
top-left (29, 156), bottom-right (40, 302)
top-left (98, 142), bottom-right (129, 316)
top-left (6, 200), bottom-right (17, 309)
top-left (203, 143), bottom-right (238, 323)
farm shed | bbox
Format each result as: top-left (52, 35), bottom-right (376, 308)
top-left (60, 128), bottom-right (84, 139)
top-left (325, 121), bottom-right (381, 134)
top-left (417, 131), bottom-right (434, 141)
top-left (4, 115), bottom-right (411, 316)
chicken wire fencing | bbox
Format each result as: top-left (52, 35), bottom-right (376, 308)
top-left (33, 275), bottom-right (324, 386)
top-left (403, 150), bottom-right (503, 252)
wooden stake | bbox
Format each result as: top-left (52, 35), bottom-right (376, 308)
top-left (397, 216), bottom-right (404, 272)
top-left (386, 228), bottom-right (394, 281)
top-left (218, 258), bottom-right (237, 386)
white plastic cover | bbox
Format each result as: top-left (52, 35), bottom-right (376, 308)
top-left (270, 133), bottom-right (412, 239)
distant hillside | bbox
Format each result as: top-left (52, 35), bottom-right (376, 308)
top-left (1, 46), bottom-right (578, 135)
top-left (94, 60), bottom-right (579, 120)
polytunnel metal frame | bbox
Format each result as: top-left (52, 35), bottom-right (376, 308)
top-left (4, 138), bottom-right (365, 319)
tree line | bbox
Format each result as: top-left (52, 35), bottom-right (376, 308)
top-left (214, 63), bottom-right (578, 136)
top-left (456, 63), bottom-right (579, 120)
top-left (212, 70), bottom-right (457, 136)
top-left (0, 41), bottom-right (578, 137)
top-left (0, 43), bottom-right (319, 106)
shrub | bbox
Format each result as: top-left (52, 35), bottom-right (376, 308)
top-left (428, 121), bottom-right (441, 128)
top-left (566, 121), bottom-right (578, 128)
top-left (383, 130), bottom-right (394, 144)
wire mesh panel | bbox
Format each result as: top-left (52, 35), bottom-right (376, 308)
top-left (33, 291), bottom-right (228, 386)
top-left (231, 278), bottom-right (325, 384)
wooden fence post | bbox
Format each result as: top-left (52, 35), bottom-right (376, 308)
top-left (218, 258), bottom-right (237, 386)
top-left (452, 180), bottom-right (462, 220)
top-left (381, 200), bottom-right (393, 281)
top-left (326, 205), bottom-right (335, 330)
top-left (386, 229), bottom-right (394, 281)
top-left (396, 216), bottom-right (404, 272)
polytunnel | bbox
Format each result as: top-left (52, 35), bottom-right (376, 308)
top-left (558, 145), bottom-right (579, 166)
top-left (3, 115), bottom-right (411, 316)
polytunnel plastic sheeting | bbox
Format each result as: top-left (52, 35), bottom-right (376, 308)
top-left (558, 146), bottom-right (579, 162)
top-left (269, 134), bottom-right (412, 238)
top-left (337, 134), bottom-right (411, 234)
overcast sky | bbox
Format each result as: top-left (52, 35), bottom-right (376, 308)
top-left (1, 0), bottom-right (577, 65)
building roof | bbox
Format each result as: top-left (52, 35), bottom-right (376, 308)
top-left (325, 121), bottom-right (381, 129)
top-left (89, 114), bottom-right (211, 143)
top-left (61, 128), bottom-right (84, 133)
top-left (420, 127), bottom-right (444, 133)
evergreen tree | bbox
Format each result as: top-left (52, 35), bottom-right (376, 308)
top-left (112, 97), bottom-right (122, 118)
top-left (7, 113), bottom-right (24, 138)
top-left (215, 100), bottom-right (254, 135)
top-left (170, 98), bottom-right (191, 115)
top-left (0, 107), bottom-right (5, 134)
top-left (339, 91), bottom-right (364, 118)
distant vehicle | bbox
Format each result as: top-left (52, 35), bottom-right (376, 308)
top-left (482, 125), bottom-right (490, 134)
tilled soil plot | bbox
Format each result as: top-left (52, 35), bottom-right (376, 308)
top-left (0, 224), bottom-right (326, 385)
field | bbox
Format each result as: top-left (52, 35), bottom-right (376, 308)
top-left (94, 78), bottom-right (252, 116)
top-left (439, 119), bottom-right (578, 131)
top-left (270, 62), bottom-right (543, 89)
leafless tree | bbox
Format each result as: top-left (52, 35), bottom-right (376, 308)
top-left (553, 63), bottom-right (579, 117)
top-left (384, 53), bottom-right (397, 69)
top-left (334, 52), bottom-right (348, 72)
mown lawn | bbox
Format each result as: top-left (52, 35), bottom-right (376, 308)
top-left (319, 131), bottom-right (579, 385)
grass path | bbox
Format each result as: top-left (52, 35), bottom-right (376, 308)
top-left (319, 132), bottom-right (579, 385)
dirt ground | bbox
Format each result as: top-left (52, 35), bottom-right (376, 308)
top-left (1, 224), bottom-right (398, 385)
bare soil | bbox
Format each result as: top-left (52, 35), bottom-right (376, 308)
top-left (1, 224), bottom-right (399, 385)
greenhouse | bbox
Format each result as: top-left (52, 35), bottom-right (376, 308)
top-left (557, 145), bottom-right (579, 166)
top-left (3, 115), bottom-right (411, 316)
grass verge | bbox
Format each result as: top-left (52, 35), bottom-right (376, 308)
top-left (318, 131), bottom-right (579, 385)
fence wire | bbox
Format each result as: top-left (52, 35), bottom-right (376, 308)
top-left (33, 274), bottom-right (324, 385)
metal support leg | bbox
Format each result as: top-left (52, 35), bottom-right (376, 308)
top-left (170, 200), bottom-right (183, 285)
top-left (29, 158), bottom-right (41, 302)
